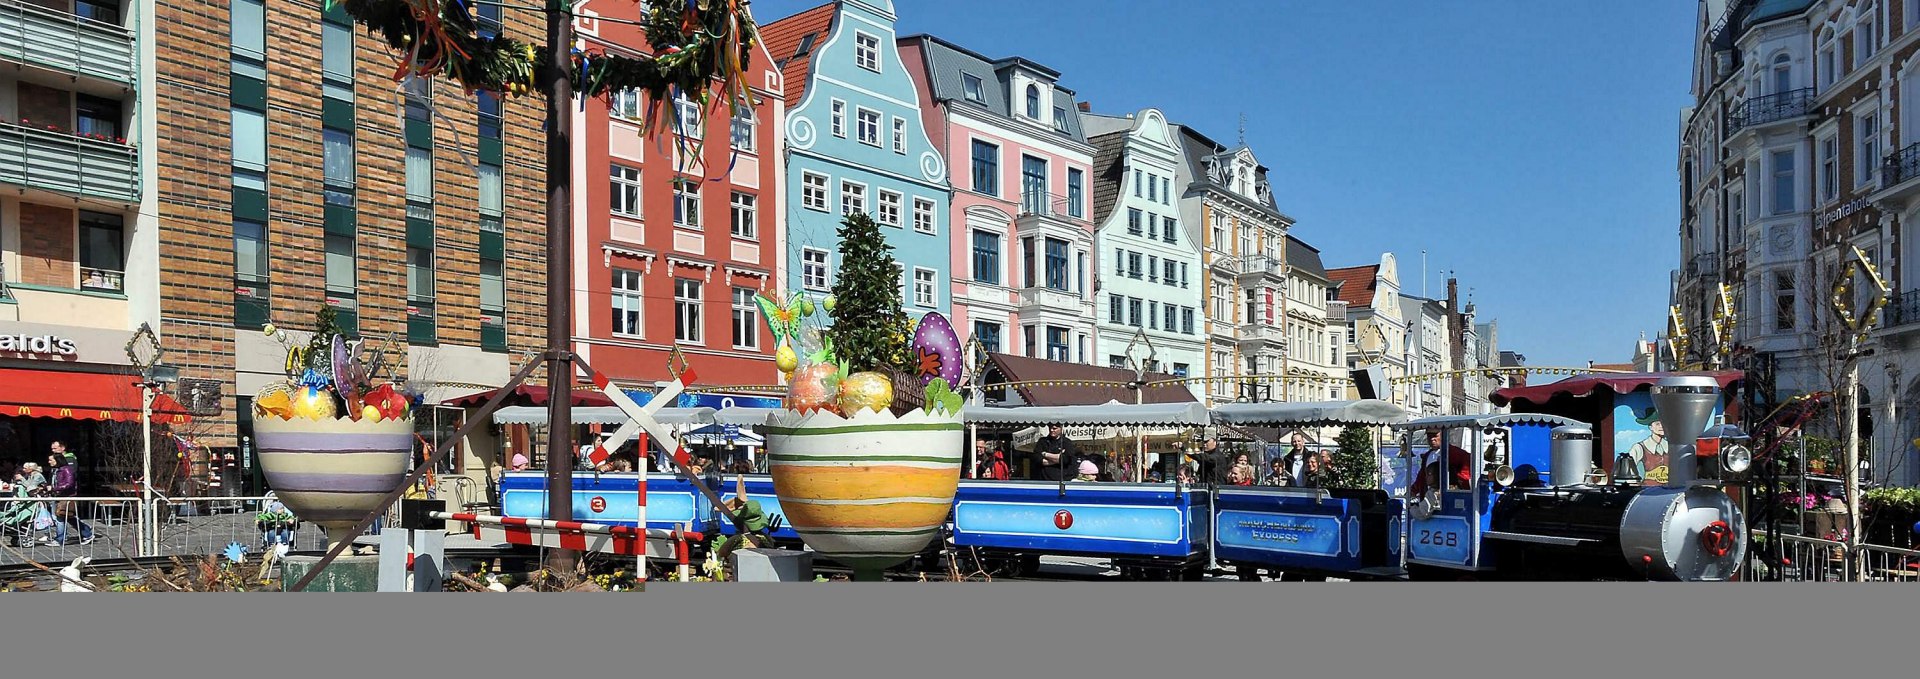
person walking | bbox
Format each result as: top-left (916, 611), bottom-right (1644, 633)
top-left (47, 442), bottom-right (94, 546)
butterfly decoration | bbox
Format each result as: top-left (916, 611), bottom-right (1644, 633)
top-left (754, 291), bottom-right (811, 350)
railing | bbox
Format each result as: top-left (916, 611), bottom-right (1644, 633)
top-left (0, 120), bottom-right (140, 203)
top-left (1018, 189), bottom-right (1077, 221)
top-left (1236, 323), bottom-right (1286, 348)
top-left (1726, 88), bottom-right (1815, 135)
top-left (1685, 253), bottom-right (1719, 278)
top-left (0, 0), bottom-right (138, 87)
top-left (1, 496), bottom-right (143, 564)
top-left (80, 266), bottom-right (123, 293)
top-left (1853, 543), bottom-right (1920, 582)
top-left (1017, 286), bottom-right (1081, 311)
top-left (1238, 255), bottom-right (1285, 279)
top-left (1885, 289), bottom-right (1920, 328)
top-left (1882, 142), bottom-right (1920, 190)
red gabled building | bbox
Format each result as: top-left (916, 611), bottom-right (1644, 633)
top-left (569, 8), bottom-right (787, 394)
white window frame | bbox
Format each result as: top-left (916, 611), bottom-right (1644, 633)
top-left (1856, 107), bottom-right (1880, 189)
top-left (730, 192), bottom-right (756, 239)
top-left (732, 287), bottom-right (759, 350)
top-left (856, 106), bottom-right (881, 147)
top-left (841, 180), bottom-right (868, 216)
top-left (730, 104), bottom-right (755, 152)
top-left (912, 197), bottom-right (937, 235)
top-left (801, 171), bottom-right (829, 211)
top-left (673, 92), bottom-right (702, 138)
top-left (854, 31), bottom-right (881, 72)
top-left (1819, 133), bottom-right (1839, 203)
top-left (802, 247), bottom-right (831, 291)
top-left (913, 267), bottom-right (937, 307)
top-left (611, 165), bottom-right (643, 218)
top-left (675, 277), bottom-right (704, 344)
top-left (611, 268), bottom-right (645, 338)
top-left (891, 116), bottom-right (907, 154)
top-left (611, 89), bottom-right (643, 121)
top-left (830, 99), bottom-right (846, 138)
top-left (673, 180), bottom-right (701, 229)
top-left (876, 189), bottom-right (903, 227)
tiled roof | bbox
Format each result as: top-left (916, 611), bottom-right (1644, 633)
top-left (984, 352), bottom-right (1197, 407)
top-left (760, 2), bottom-right (836, 108)
top-left (1326, 265), bottom-right (1378, 308)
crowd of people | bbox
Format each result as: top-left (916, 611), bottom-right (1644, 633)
top-left (970, 426), bottom-right (1349, 489)
top-left (1, 440), bottom-right (95, 547)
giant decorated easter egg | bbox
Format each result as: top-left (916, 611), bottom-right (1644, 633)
top-left (785, 363), bottom-right (840, 414)
top-left (910, 311), bottom-right (963, 387)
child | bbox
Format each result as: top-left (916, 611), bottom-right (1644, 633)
top-left (1073, 460), bottom-right (1099, 482)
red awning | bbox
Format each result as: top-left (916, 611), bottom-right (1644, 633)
top-left (439, 383), bottom-right (615, 409)
top-left (1490, 370), bottom-right (1743, 408)
top-left (0, 367), bottom-right (194, 423)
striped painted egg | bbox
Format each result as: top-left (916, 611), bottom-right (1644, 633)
top-left (252, 414), bottom-right (415, 551)
top-left (762, 407), bottom-right (964, 578)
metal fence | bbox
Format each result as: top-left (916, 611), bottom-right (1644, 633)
top-left (1744, 532), bottom-right (1920, 581)
top-left (1, 496), bottom-right (144, 564)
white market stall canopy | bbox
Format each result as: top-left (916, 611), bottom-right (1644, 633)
top-left (713, 407), bottom-right (781, 426)
top-left (964, 401), bottom-right (1212, 427)
top-left (490, 406), bottom-right (717, 426)
top-left (1208, 400), bottom-right (1411, 426)
top-left (1390, 412), bottom-right (1587, 431)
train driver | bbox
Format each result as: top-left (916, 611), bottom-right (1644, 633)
top-left (1407, 428), bottom-right (1474, 498)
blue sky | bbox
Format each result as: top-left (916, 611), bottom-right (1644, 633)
top-left (752, 1), bottom-right (1697, 369)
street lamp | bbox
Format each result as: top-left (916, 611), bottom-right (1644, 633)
top-left (125, 322), bottom-right (175, 556)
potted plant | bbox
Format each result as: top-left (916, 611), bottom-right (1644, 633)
top-left (759, 212), bottom-right (966, 581)
top-left (249, 305), bottom-right (418, 552)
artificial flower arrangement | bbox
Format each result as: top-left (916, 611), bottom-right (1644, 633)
top-left (758, 210), bottom-right (966, 419)
top-left (251, 305), bottom-right (420, 423)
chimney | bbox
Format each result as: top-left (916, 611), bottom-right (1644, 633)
top-left (1447, 278), bottom-right (1465, 414)
top-left (1077, 102), bottom-right (1090, 112)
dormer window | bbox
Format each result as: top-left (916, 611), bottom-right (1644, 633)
top-left (963, 73), bottom-right (984, 103)
top-left (1053, 106), bottom-right (1068, 131)
top-left (1025, 84), bottom-right (1040, 119)
top-left (855, 31), bottom-right (880, 72)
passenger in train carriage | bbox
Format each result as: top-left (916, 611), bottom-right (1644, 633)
top-left (1407, 428), bottom-right (1473, 498)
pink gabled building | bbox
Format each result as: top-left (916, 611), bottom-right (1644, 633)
top-left (900, 34), bottom-right (1096, 362)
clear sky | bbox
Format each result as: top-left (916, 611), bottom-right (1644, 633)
top-left (751, 0), bottom-right (1698, 370)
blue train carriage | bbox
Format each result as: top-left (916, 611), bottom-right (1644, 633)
top-left (1207, 400), bottom-right (1417, 581)
top-left (1390, 412), bottom-right (1588, 580)
top-left (493, 405), bottom-right (740, 538)
top-left (950, 401), bottom-right (1217, 580)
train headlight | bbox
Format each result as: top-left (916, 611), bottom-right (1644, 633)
top-left (1722, 444), bottom-right (1752, 474)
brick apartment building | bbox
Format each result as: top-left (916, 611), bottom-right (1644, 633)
top-left (4, 1), bottom-right (553, 494)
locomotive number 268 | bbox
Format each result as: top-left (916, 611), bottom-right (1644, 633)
top-left (1416, 529), bottom-right (1459, 547)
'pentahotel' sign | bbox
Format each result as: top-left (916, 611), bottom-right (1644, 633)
top-left (0, 334), bottom-right (79, 358)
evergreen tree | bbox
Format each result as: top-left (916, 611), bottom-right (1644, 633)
top-left (827, 211), bottom-right (913, 374)
top-left (1328, 425), bottom-right (1380, 490)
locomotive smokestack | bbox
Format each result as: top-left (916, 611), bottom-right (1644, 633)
top-left (1549, 424), bottom-right (1594, 487)
top-left (1651, 376), bottom-right (1719, 488)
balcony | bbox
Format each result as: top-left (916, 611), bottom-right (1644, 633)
top-left (1017, 286), bottom-right (1083, 316)
top-left (1725, 88), bottom-right (1814, 137)
top-left (1236, 323), bottom-right (1286, 349)
top-left (1016, 190), bottom-right (1087, 240)
top-left (1879, 143), bottom-right (1920, 205)
top-left (0, 120), bottom-right (139, 204)
top-left (1236, 254), bottom-right (1285, 282)
top-left (0, 0), bottom-right (137, 89)
top-left (1684, 253), bottom-right (1720, 280)
top-left (1883, 289), bottom-right (1920, 334)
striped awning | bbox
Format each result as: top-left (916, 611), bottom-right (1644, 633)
top-left (0, 367), bottom-right (193, 423)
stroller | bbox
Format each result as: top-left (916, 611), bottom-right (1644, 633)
top-left (256, 492), bottom-right (300, 550)
top-left (2, 483), bottom-right (53, 547)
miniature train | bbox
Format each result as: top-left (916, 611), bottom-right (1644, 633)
top-left (494, 375), bottom-right (1749, 582)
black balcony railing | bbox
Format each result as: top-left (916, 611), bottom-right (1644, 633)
top-left (1882, 143), bottom-right (1920, 190)
top-left (1885, 289), bottom-right (1920, 327)
top-left (1726, 88), bottom-right (1814, 135)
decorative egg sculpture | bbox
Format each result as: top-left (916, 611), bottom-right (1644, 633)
top-left (910, 311), bottom-right (963, 387)
top-left (785, 363), bottom-right (840, 414)
top-left (835, 371), bottom-right (894, 415)
top-left (291, 386), bottom-right (339, 420)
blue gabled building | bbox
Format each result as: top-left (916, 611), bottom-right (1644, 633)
top-left (764, 1), bottom-right (952, 316)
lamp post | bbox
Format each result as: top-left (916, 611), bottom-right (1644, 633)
top-left (125, 322), bottom-right (175, 556)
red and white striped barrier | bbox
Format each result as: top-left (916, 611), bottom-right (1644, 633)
top-left (588, 366), bottom-right (700, 543)
top-left (436, 512), bottom-right (705, 574)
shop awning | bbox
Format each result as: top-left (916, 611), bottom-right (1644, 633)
top-left (965, 401), bottom-right (1212, 427)
top-left (488, 405), bottom-right (717, 426)
top-left (0, 367), bottom-right (193, 423)
top-left (1210, 399), bottom-right (1412, 427)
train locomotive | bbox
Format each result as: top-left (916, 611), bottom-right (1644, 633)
top-left (1470, 375), bottom-right (1747, 581)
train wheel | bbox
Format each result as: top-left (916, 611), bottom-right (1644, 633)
top-left (1235, 565), bottom-right (1260, 581)
top-left (1018, 554), bottom-right (1042, 578)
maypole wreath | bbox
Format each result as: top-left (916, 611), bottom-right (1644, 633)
top-left (326, 0), bottom-right (761, 142)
